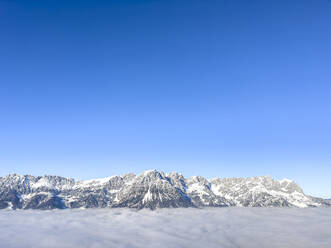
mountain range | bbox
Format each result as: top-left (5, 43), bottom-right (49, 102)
top-left (1, 170), bottom-right (330, 210)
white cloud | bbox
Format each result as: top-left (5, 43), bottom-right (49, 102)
top-left (0, 208), bottom-right (330, 248)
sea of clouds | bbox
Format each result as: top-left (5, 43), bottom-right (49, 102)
top-left (0, 207), bottom-right (330, 248)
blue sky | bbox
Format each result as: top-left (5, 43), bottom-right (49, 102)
top-left (0, 0), bottom-right (330, 198)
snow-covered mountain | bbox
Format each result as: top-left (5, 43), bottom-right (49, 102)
top-left (0, 170), bottom-right (329, 210)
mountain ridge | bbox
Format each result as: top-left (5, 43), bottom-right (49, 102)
top-left (0, 170), bottom-right (329, 210)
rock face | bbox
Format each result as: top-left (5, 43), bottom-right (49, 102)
top-left (0, 170), bottom-right (329, 210)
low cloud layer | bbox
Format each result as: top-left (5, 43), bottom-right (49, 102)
top-left (0, 208), bottom-right (330, 248)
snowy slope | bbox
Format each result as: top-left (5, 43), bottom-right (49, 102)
top-left (0, 170), bottom-right (329, 209)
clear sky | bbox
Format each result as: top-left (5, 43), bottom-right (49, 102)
top-left (0, 0), bottom-right (330, 198)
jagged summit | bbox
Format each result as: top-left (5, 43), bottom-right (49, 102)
top-left (0, 170), bottom-right (329, 210)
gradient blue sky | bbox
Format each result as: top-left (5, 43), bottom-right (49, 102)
top-left (1, 0), bottom-right (330, 198)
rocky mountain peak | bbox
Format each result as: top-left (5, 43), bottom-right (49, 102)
top-left (0, 170), bottom-right (328, 210)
